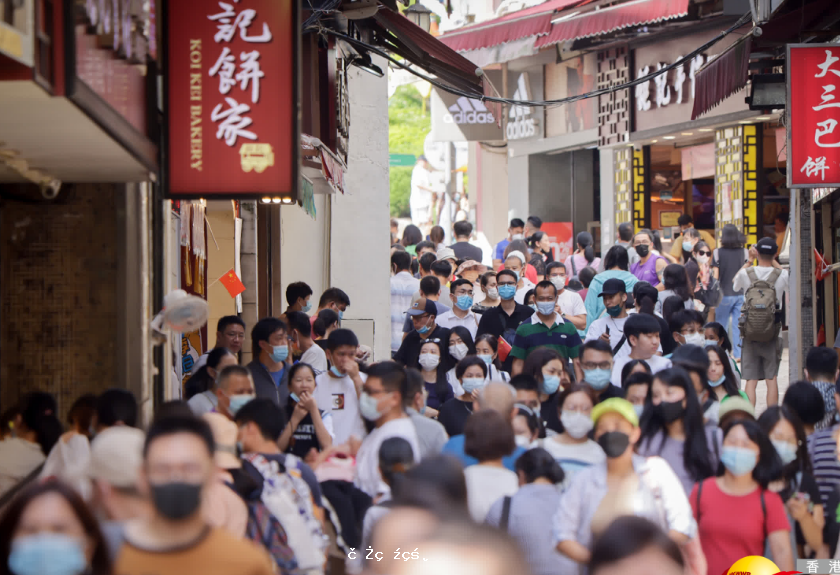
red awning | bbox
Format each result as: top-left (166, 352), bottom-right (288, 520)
top-left (437, 0), bottom-right (585, 53)
top-left (691, 35), bottom-right (752, 120)
top-left (533, 0), bottom-right (689, 48)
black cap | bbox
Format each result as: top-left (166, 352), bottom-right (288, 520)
top-left (600, 278), bottom-right (626, 297)
top-left (756, 237), bottom-right (778, 256)
top-left (407, 297), bottom-right (437, 316)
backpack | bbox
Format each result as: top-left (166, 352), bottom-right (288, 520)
top-left (739, 268), bottom-right (781, 343)
top-left (245, 500), bottom-right (299, 575)
top-left (244, 453), bottom-right (328, 575)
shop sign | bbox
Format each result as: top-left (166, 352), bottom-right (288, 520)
top-left (506, 70), bottom-right (544, 141)
top-left (788, 44), bottom-right (840, 188)
top-left (430, 70), bottom-right (504, 142)
top-left (635, 55), bottom-right (705, 113)
top-left (164, 0), bottom-right (299, 198)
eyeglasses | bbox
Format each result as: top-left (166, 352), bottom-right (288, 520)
top-left (697, 250), bottom-right (711, 256)
top-left (581, 361), bottom-right (612, 370)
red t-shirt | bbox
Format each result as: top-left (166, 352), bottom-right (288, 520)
top-left (690, 478), bottom-right (790, 575)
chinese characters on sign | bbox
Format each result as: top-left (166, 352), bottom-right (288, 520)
top-left (165, 0), bottom-right (297, 198)
top-left (635, 55), bottom-right (705, 112)
top-left (788, 45), bottom-right (840, 187)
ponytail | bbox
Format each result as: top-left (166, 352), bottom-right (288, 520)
top-left (584, 245), bottom-right (595, 264)
top-left (576, 232), bottom-right (595, 264)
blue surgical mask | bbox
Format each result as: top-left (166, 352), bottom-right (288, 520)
top-left (708, 375), bottom-right (726, 387)
top-left (301, 301), bottom-right (312, 313)
top-left (455, 295), bottom-right (474, 311)
top-left (536, 301), bottom-right (555, 316)
top-left (338, 310), bottom-right (344, 320)
top-left (682, 240), bottom-right (693, 252)
top-left (478, 354), bottom-right (493, 366)
top-left (498, 284), bottom-right (517, 300)
top-left (270, 344), bottom-right (289, 363)
top-left (771, 439), bottom-right (798, 466)
top-left (359, 391), bottom-right (383, 422)
top-left (633, 404), bottom-right (645, 418)
top-left (584, 368), bottom-right (612, 391)
top-left (8, 533), bottom-right (87, 575)
top-left (462, 377), bottom-right (485, 394)
top-left (417, 317), bottom-right (433, 335)
top-left (229, 394), bottom-right (254, 416)
top-left (330, 365), bottom-right (345, 377)
top-left (530, 304), bottom-right (538, 311)
top-left (290, 392), bottom-right (300, 403)
top-left (704, 339), bottom-right (718, 348)
top-left (720, 446), bottom-right (758, 476)
top-left (541, 373), bottom-right (561, 395)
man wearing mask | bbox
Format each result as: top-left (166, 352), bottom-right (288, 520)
top-left (546, 262), bottom-right (586, 330)
top-left (284, 281), bottom-right (313, 315)
top-left (394, 298), bottom-right (451, 371)
top-left (354, 362), bottom-right (421, 497)
top-left (314, 329), bottom-right (367, 445)
top-left (115, 416), bottom-right (275, 575)
top-left (494, 218), bottom-right (526, 268)
top-left (212, 366), bottom-right (256, 420)
top-left (504, 251), bottom-right (535, 304)
top-left (310, 287), bottom-right (351, 329)
top-left (476, 270), bottom-right (534, 374)
top-left (669, 215), bottom-right (716, 260)
top-left (437, 278), bottom-right (479, 339)
top-left (287, 311), bottom-right (328, 375)
top-left (585, 278), bottom-right (632, 361)
top-left (580, 340), bottom-right (623, 403)
top-left (246, 317), bottom-right (291, 408)
top-left (402, 276), bottom-right (450, 342)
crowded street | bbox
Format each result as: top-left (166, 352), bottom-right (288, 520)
top-left (0, 0), bottom-right (840, 574)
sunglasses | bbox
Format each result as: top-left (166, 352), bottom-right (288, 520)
top-left (697, 250), bottom-right (711, 256)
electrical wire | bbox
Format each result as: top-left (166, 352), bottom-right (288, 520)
top-left (308, 11), bottom-right (752, 109)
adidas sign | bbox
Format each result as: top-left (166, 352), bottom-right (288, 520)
top-left (443, 97), bottom-right (496, 125)
top-left (507, 73), bottom-right (537, 140)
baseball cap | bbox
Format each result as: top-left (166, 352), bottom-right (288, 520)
top-left (755, 237), bottom-right (778, 256)
top-left (591, 397), bottom-right (639, 427)
top-left (436, 247), bottom-right (456, 262)
top-left (718, 395), bottom-right (755, 420)
top-left (600, 278), bottom-right (626, 297)
top-left (89, 426), bottom-right (146, 489)
top-left (407, 297), bottom-right (438, 316)
top-left (203, 413), bottom-right (241, 470)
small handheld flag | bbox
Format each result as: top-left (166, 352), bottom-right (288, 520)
top-left (219, 269), bottom-right (246, 298)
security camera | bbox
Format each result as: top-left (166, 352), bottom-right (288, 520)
top-left (40, 179), bottom-right (61, 199)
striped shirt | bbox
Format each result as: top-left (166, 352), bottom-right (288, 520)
top-left (808, 424), bottom-right (840, 513)
top-left (510, 314), bottom-right (582, 362)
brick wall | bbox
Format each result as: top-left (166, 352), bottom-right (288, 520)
top-left (1, 184), bottom-right (119, 419)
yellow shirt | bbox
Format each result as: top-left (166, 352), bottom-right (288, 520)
top-left (670, 229), bottom-right (717, 258)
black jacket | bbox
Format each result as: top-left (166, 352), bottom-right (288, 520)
top-left (247, 360), bottom-right (290, 408)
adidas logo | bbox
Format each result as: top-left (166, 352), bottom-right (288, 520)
top-left (507, 73), bottom-right (537, 140)
top-left (443, 97), bottom-right (496, 125)
top-left (509, 74), bottom-right (532, 120)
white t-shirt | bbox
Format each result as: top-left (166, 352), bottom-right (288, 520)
top-left (465, 464), bottom-right (519, 522)
top-left (355, 417), bottom-right (421, 497)
top-left (514, 279), bottom-right (537, 304)
top-left (300, 344), bottom-right (328, 375)
top-left (436, 309), bottom-right (479, 339)
top-left (556, 289), bottom-right (586, 318)
top-left (410, 164), bottom-right (433, 218)
top-left (586, 313), bottom-right (661, 362)
top-left (610, 354), bottom-right (672, 387)
top-left (732, 266), bottom-right (789, 306)
top-left (313, 371), bottom-right (367, 445)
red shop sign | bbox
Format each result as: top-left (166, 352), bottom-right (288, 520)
top-left (787, 44), bottom-right (840, 188)
top-left (164, 0), bottom-right (300, 198)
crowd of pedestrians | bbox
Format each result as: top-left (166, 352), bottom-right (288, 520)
top-left (0, 213), bottom-right (831, 575)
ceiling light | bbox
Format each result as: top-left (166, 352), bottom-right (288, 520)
top-left (351, 53), bottom-right (384, 77)
top-left (698, 128), bottom-right (713, 132)
top-left (755, 116), bottom-right (771, 120)
top-left (282, 198), bottom-right (294, 204)
top-left (663, 136), bottom-right (676, 140)
top-left (681, 132), bottom-right (693, 136)
top-left (651, 139), bottom-right (658, 143)
top-left (261, 197), bottom-right (272, 203)
top-left (738, 120), bottom-right (753, 124)
top-left (272, 197), bottom-right (282, 204)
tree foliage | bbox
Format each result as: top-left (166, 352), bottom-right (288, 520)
top-left (389, 85), bottom-right (430, 217)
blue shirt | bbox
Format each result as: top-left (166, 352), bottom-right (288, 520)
top-left (441, 434), bottom-right (525, 471)
top-left (495, 238), bottom-right (511, 261)
top-left (268, 366), bottom-right (284, 387)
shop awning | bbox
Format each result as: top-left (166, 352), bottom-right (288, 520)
top-left (691, 35), bottom-right (752, 120)
top-left (372, 8), bottom-right (486, 94)
top-left (437, 0), bottom-right (584, 52)
top-left (533, 0), bottom-right (690, 48)
top-left (301, 134), bottom-right (346, 194)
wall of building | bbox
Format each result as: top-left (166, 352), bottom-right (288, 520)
top-left (471, 143), bottom-right (509, 257)
top-left (329, 56), bottom-right (391, 362)
top-left (280, 194), bottom-right (330, 309)
top-left (205, 201), bottom-right (238, 348)
top-left (528, 150), bottom-right (597, 234)
top-left (508, 154), bottom-right (529, 220)
top-left (599, 148), bottom-right (617, 255)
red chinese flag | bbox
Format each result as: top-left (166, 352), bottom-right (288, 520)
top-left (219, 269), bottom-right (246, 298)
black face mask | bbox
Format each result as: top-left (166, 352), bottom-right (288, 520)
top-left (597, 431), bottom-right (630, 458)
top-left (636, 244), bottom-right (650, 258)
top-left (150, 482), bottom-right (203, 520)
top-left (655, 400), bottom-right (686, 423)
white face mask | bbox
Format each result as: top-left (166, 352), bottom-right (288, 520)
top-left (696, 255), bottom-right (709, 265)
top-left (560, 411), bottom-right (594, 439)
top-left (418, 353), bottom-right (440, 370)
top-left (550, 276), bottom-right (565, 291)
top-left (450, 343), bottom-right (469, 361)
top-left (486, 288), bottom-right (499, 300)
top-left (684, 333), bottom-right (706, 347)
top-left (514, 435), bottom-right (534, 449)
top-left (512, 233), bottom-right (525, 241)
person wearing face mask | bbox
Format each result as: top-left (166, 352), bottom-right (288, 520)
top-left (436, 279), bottom-right (479, 339)
top-left (758, 406), bottom-right (824, 561)
top-left (287, 311), bottom-right (328, 376)
top-left (546, 262), bottom-right (587, 331)
top-left (246, 317), bottom-right (292, 409)
top-left (186, 348), bottom-right (238, 414)
top-left (691, 419), bottom-right (794, 575)
top-left (395, 298), bottom-right (451, 371)
top-left (472, 271), bottom-right (501, 313)
top-left (521, 348), bottom-right (573, 434)
top-left (210, 366), bottom-right (256, 421)
top-left (705, 345), bottom-right (744, 412)
top-left (313, 329), bottom-right (367, 445)
top-left (624, 371), bottom-right (653, 419)
top-left (417, 340), bottom-right (454, 418)
top-left (475, 333), bottom-right (510, 383)
top-left (0, 481), bottom-right (112, 575)
top-left (677, 228), bottom-right (701, 265)
top-left (704, 322), bottom-right (741, 378)
top-left (512, 404), bottom-right (542, 450)
top-left (439, 357), bottom-right (488, 437)
top-left (510, 281), bottom-right (583, 380)
top-left (669, 309), bottom-right (705, 351)
top-left (354, 362), bottom-right (421, 498)
top-left (637, 368), bottom-right (721, 495)
top-left (284, 281), bottom-right (314, 315)
top-left (579, 340), bottom-right (624, 404)
top-left (553, 398), bottom-right (696, 573)
top-left (403, 369), bottom-right (448, 458)
top-left (685, 240), bottom-right (712, 295)
top-left (631, 230), bottom-right (667, 287)
top-left (502, 249), bottom-right (536, 303)
top-left (445, 327), bottom-right (479, 395)
top-left (494, 218), bottom-right (526, 269)
top-left (585, 278), bottom-right (632, 361)
top-left (541, 383), bottom-right (605, 486)
top-left (310, 287), bottom-right (351, 329)
top-left (278, 363), bottom-right (335, 458)
top-left (117, 416), bottom-right (276, 575)
top-left (476, 270), bottom-right (534, 374)
top-left (584, 246), bottom-right (639, 331)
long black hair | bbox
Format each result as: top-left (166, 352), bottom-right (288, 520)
top-left (604, 245), bottom-right (629, 271)
top-left (475, 333), bottom-right (503, 374)
top-left (185, 347), bottom-right (235, 399)
top-left (704, 322), bottom-right (732, 353)
top-left (19, 392), bottom-right (62, 456)
top-left (621, 359), bottom-right (651, 385)
top-left (721, 223), bottom-right (746, 249)
top-left (757, 406), bottom-right (812, 487)
top-left (576, 231), bottom-right (595, 264)
top-left (449, 326), bottom-right (477, 359)
top-left (639, 367), bottom-right (715, 482)
top-left (662, 264), bottom-right (692, 302)
top-left (514, 447), bottom-right (564, 484)
top-left (720, 418), bottom-right (784, 489)
top-left (633, 281), bottom-right (659, 316)
top-left (379, 436), bottom-right (416, 486)
top-left (419, 338), bottom-right (453, 403)
top-left (705, 345), bottom-right (741, 398)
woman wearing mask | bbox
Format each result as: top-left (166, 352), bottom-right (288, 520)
top-left (679, 228), bottom-right (701, 265)
top-left (564, 232), bottom-right (600, 281)
top-left (278, 363), bottom-right (334, 458)
top-left (523, 289), bottom-right (536, 310)
top-left (438, 357), bottom-right (488, 437)
top-left (631, 230), bottom-right (667, 287)
top-left (486, 448), bottom-right (566, 575)
top-left (706, 346), bottom-right (743, 407)
top-left (685, 241), bottom-right (712, 296)
top-left (704, 322), bottom-right (741, 378)
top-left (472, 272), bottom-right (501, 313)
top-left (475, 334), bottom-right (510, 382)
top-left (637, 368), bottom-right (721, 495)
top-left (0, 480), bottom-right (111, 575)
top-left (187, 348), bottom-right (239, 414)
top-left (446, 327), bottom-right (478, 395)
top-left (512, 405), bottom-right (542, 449)
top-left (529, 232), bottom-right (554, 280)
top-left (418, 340), bottom-right (454, 418)
top-left (691, 419), bottom-right (794, 575)
top-left (553, 398), bottom-right (696, 575)
top-left (711, 224), bottom-right (749, 361)
top-left (758, 406), bottom-right (824, 560)
top-left (655, 264), bottom-right (695, 315)
top-left (541, 384), bottom-right (605, 482)
top-left (523, 348), bottom-right (572, 434)
top-left (464, 410), bottom-right (520, 521)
